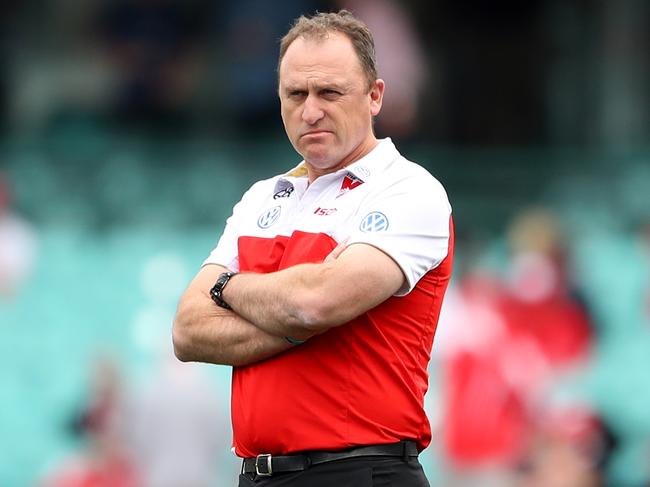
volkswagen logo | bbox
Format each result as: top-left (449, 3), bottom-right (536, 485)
top-left (257, 206), bottom-right (282, 229)
top-left (359, 211), bottom-right (389, 232)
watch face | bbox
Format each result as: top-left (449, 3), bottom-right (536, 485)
top-left (220, 273), bottom-right (231, 285)
top-left (210, 272), bottom-right (235, 309)
top-left (216, 272), bottom-right (231, 292)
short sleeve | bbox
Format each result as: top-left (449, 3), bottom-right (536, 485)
top-left (202, 180), bottom-right (268, 271)
top-left (346, 169), bottom-right (452, 296)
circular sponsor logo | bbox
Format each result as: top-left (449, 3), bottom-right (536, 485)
top-left (359, 211), bottom-right (389, 232)
top-left (257, 206), bottom-right (281, 229)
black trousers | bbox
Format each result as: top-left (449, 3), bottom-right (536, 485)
top-left (238, 456), bottom-right (430, 487)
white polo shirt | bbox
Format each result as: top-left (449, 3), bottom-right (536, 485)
top-left (205, 138), bottom-right (451, 294)
top-left (204, 138), bottom-right (454, 457)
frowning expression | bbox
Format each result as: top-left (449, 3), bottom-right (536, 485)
top-left (278, 32), bottom-right (384, 181)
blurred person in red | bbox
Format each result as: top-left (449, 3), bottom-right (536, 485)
top-left (435, 208), bottom-right (593, 485)
top-left (0, 173), bottom-right (38, 299)
top-left (40, 356), bottom-right (139, 487)
top-left (436, 269), bottom-right (530, 486)
top-left (499, 207), bottom-right (593, 370)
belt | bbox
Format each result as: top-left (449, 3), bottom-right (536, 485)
top-left (241, 441), bottom-right (419, 477)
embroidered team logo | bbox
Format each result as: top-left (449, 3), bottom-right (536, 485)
top-left (359, 211), bottom-right (389, 232)
top-left (273, 186), bottom-right (294, 199)
top-left (257, 206), bottom-right (281, 229)
top-left (337, 174), bottom-right (364, 198)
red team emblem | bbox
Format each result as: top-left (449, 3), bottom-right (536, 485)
top-left (337, 174), bottom-right (364, 198)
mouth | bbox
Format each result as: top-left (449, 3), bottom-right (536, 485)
top-left (301, 130), bottom-right (332, 138)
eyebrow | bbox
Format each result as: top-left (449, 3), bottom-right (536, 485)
top-left (282, 81), bottom-right (349, 95)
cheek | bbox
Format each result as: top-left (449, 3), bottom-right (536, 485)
top-left (281, 111), bottom-right (298, 136)
top-left (280, 102), bottom-right (295, 121)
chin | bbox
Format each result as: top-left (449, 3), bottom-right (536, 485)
top-left (307, 155), bottom-right (337, 169)
top-left (302, 148), bottom-right (333, 166)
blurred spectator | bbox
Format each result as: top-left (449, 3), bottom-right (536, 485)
top-left (95, 0), bottom-right (211, 130)
top-left (0, 174), bottom-right (38, 299)
top-left (336, 0), bottom-right (428, 140)
top-left (40, 356), bottom-right (139, 487)
top-left (436, 271), bottom-right (527, 486)
top-left (517, 405), bottom-right (619, 487)
top-left (126, 349), bottom-right (230, 487)
top-left (434, 207), bottom-right (594, 485)
top-left (500, 207), bottom-right (593, 369)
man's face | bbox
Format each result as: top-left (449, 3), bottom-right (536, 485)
top-left (278, 33), bottom-right (384, 179)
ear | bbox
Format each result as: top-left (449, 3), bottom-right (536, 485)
top-left (369, 79), bottom-right (385, 117)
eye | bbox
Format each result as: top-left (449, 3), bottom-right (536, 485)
top-left (288, 90), bottom-right (307, 100)
top-left (321, 89), bottom-right (342, 98)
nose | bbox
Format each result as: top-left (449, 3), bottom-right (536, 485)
top-left (301, 94), bottom-right (324, 125)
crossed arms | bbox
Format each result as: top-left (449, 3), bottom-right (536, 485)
top-left (172, 242), bottom-right (405, 366)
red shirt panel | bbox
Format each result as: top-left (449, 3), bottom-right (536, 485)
top-left (231, 220), bottom-right (454, 456)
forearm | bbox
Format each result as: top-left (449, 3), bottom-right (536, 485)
top-left (215, 244), bottom-right (405, 342)
top-left (222, 263), bottom-right (334, 340)
top-left (173, 293), bottom-right (292, 367)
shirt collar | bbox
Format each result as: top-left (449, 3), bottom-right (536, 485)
top-left (343, 138), bottom-right (398, 183)
top-left (274, 138), bottom-right (398, 193)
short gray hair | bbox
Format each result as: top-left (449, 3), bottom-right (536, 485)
top-left (278, 10), bottom-right (378, 87)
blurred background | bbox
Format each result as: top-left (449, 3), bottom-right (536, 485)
top-left (1, 0), bottom-right (649, 486)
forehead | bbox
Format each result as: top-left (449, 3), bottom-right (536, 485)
top-left (279, 32), bottom-right (365, 86)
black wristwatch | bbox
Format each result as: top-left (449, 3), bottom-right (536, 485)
top-left (210, 271), bottom-right (237, 309)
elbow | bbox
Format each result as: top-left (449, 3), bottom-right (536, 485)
top-left (287, 267), bottom-right (345, 334)
top-left (294, 290), bottom-right (341, 334)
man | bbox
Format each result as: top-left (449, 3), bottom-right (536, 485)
top-left (173, 10), bottom-right (453, 487)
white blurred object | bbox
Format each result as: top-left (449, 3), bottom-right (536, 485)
top-left (127, 351), bottom-right (231, 487)
top-left (140, 252), bottom-right (190, 303)
top-left (0, 179), bottom-right (38, 298)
